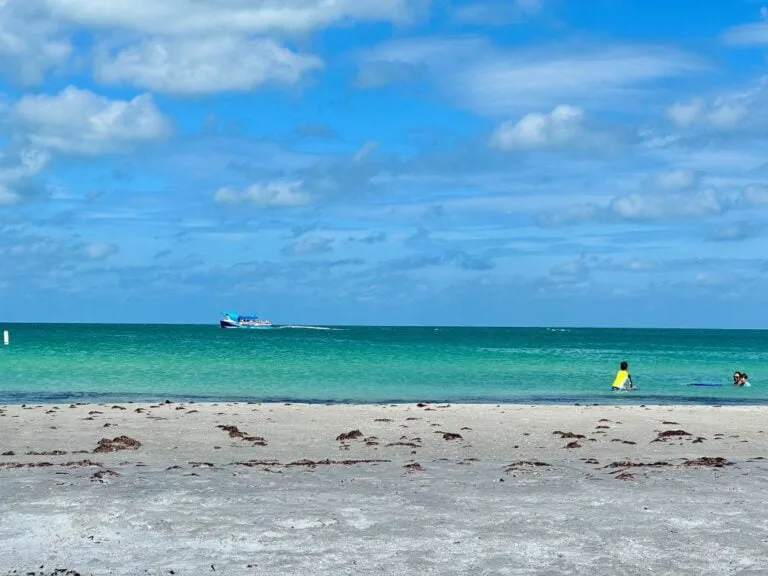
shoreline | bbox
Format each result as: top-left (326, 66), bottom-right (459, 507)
top-left (2, 402), bottom-right (767, 574)
top-left (1, 393), bottom-right (765, 407)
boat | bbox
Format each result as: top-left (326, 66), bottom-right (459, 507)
top-left (220, 312), bottom-right (275, 329)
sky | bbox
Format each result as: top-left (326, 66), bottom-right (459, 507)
top-left (1, 0), bottom-right (768, 327)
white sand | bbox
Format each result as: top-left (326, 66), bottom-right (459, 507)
top-left (1, 402), bottom-right (767, 575)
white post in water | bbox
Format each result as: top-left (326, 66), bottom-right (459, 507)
top-left (2, 330), bottom-right (8, 346)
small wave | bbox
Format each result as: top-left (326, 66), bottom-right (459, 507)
top-left (477, 347), bottom-right (545, 355)
top-left (281, 325), bottom-right (344, 331)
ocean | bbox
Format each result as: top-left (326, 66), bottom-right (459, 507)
top-left (0, 324), bottom-right (765, 405)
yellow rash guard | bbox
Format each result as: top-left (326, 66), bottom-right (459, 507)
top-left (612, 370), bottom-right (629, 389)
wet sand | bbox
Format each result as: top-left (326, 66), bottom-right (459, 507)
top-left (1, 402), bottom-right (767, 575)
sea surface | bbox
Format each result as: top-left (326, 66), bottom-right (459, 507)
top-left (0, 324), bottom-right (766, 405)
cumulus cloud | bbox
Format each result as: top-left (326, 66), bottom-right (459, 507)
top-left (666, 79), bottom-right (768, 132)
top-left (95, 36), bottom-right (323, 94)
top-left (0, 148), bottom-right (51, 183)
top-left (3, 0), bottom-right (424, 93)
top-left (0, 1), bottom-right (72, 85)
top-left (13, 86), bottom-right (171, 155)
top-left (545, 255), bottom-right (766, 292)
top-left (537, 176), bottom-right (731, 227)
top-left (85, 241), bottom-right (119, 260)
top-left (668, 98), bottom-right (748, 130)
top-left (214, 180), bottom-right (312, 207)
top-left (609, 188), bottom-right (724, 220)
top-left (0, 147), bottom-right (51, 205)
top-left (490, 105), bottom-right (585, 150)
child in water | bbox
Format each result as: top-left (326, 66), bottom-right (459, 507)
top-left (611, 361), bottom-right (635, 390)
top-left (733, 371), bottom-right (751, 387)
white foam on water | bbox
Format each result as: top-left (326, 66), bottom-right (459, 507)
top-left (273, 518), bottom-right (339, 530)
top-left (281, 325), bottom-right (344, 331)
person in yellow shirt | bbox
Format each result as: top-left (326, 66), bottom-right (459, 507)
top-left (611, 361), bottom-right (635, 390)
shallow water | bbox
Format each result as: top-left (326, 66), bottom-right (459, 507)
top-left (0, 324), bottom-right (765, 405)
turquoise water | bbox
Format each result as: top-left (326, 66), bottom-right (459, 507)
top-left (0, 324), bottom-right (766, 405)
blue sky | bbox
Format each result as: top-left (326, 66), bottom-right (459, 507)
top-left (2, 0), bottom-right (768, 327)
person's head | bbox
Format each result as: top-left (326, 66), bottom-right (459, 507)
top-left (620, 361), bottom-right (628, 371)
top-left (742, 372), bottom-right (749, 381)
top-left (733, 371), bottom-right (742, 382)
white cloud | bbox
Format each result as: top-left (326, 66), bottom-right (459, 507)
top-left (0, 147), bottom-right (50, 204)
top-left (41, 0), bottom-right (422, 36)
top-left (667, 79), bottom-right (768, 131)
top-left (741, 184), bottom-right (768, 206)
top-left (668, 98), bottom-right (748, 130)
top-left (667, 100), bottom-right (703, 127)
top-left (722, 12), bottom-right (768, 45)
top-left (609, 188), bottom-right (724, 220)
top-left (490, 105), bottom-right (585, 150)
top-left (85, 242), bottom-right (119, 260)
top-left (0, 148), bottom-right (51, 182)
top-left (13, 86), bottom-right (171, 155)
top-left (214, 180), bottom-right (311, 207)
top-left (353, 141), bottom-right (379, 162)
top-left (0, 186), bottom-right (20, 205)
top-left (707, 221), bottom-right (760, 242)
top-left (358, 38), bottom-right (703, 113)
top-left (550, 258), bottom-right (589, 279)
top-left (281, 235), bottom-right (334, 256)
top-left (95, 36), bottom-right (323, 94)
top-left (647, 169), bottom-right (700, 191)
top-left (0, 1), bottom-right (72, 85)
top-left (2, 0), bottom-right (424, 91)
top-left (538, 181), bottom-right (731, 227)
top-left (452, 0), bottom-right (545, 25)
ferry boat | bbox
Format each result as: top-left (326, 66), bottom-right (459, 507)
top-left (220, 312), bottom-right (275, 329)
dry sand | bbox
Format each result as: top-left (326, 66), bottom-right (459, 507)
top-left (1, 401), bottom-right (767, 575)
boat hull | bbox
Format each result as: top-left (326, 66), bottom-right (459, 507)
top-left (220, 319), bottom-right (275, 329)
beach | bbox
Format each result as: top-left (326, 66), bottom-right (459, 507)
top-left (1, 401), bottom-right (767, 575)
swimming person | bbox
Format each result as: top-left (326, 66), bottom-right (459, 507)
top-left (733, 371), bottom-right (752, 387)
top-left (740, 372), bottom-right (751, 387)
top-left (611, 361), bottom-right (635, 391)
